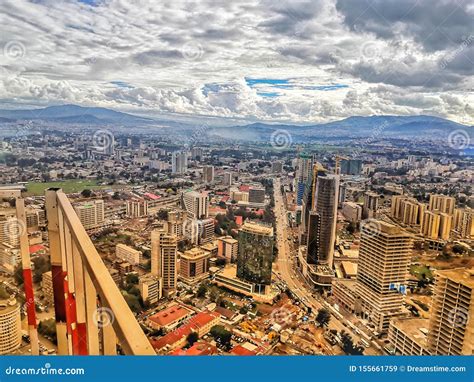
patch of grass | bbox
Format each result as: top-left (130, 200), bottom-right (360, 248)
top-left (410, 264), bottom-right (433, 280)
top-left (25, 180), bottom-right (107, 196)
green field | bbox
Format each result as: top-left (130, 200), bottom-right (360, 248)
top-left (410, 264), bottom-right (433, 280)
top-left (25, 180), bottom-right (107, 196)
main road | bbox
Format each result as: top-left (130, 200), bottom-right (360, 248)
top-left (272, 178), bottom-right (381, 355)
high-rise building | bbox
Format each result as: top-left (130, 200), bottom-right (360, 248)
top-left (41, 271), bottom-right (54, 305)
top-left (428, 194), bottom-right (456, 215)
top-left (179, 247), bottom-right (210, 284)
top-left (340, 159), bottom-right (362, 175)
top-left (427, 268), bottom-right (473, 355)
top-left (296, 153), bottom-right (314, 206)
top-left (186, 218), bottom-right (214, 245)
top-left (223, 172), bottom-right (233, 186)
top-left (248, 186), bottom-right (265, 204)
top-left (116, 244), bottom-right (142, 266)
top-left (391, 196), bottom-right (425, 226)
top-left (191, 147), bottom-right (203, 160)
top-left (171, 151), bottom-right (188, 174)
top-left (126, 199), bottom-right (148, 218)
top-left (362, 191), bottom-right (379, 219)
top-left (306, 211), bottom-right (321, 265)
top-left (151, 230), bottom-right (178, 297)
top-left (0, 243), bottom-right (20, 274)
top-left (453, 208), bottom-right (474, 239)
top-left (139, 275), bottom-right (162, 305)
top-left (236, 222), bottom-right (274, 293)
top-left (73, 199), bottom-right (105, 230)
top-left (0, 210), bottom-right (20, 247)
top-left (313, 173), bottom-right (339, 267)
top-left (355, 221), bottom-right (413, 332)
top-left (421, 210), bottom-right (452, 240)
top-left (182, 190), bottom-right (209, 219)
top-left (165, 210), bottom-right (185, 237)
top-left (202, 166), bottom-right (214, 183)
top-left (217, 236), bottom-right (238, 263)
top-left (0, 297), bottom-right (21, 355)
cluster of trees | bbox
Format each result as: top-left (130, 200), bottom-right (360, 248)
top-left (315, 308), bottom-right (331, 327)
top-left (38, 318), bottom-right (57, 345)
top-left (340, 331), bottom-right (364, 355)
top-left (210, 325), bottom-right (232, 350)
top-left (14, 256), bottom-right (51, 285)
top-left (121, 274), bottom-right (145, 313)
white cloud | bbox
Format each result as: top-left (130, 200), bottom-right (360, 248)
top-left (0, 0), bottom-right (472, 124)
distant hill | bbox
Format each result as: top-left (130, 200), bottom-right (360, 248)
top-left (211, 115), bottom-right (472, 141)
top-left (0, 104), bottom-right (152, 124)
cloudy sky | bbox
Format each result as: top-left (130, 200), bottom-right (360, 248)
top-left (0, 0), bottom-right (473, 124)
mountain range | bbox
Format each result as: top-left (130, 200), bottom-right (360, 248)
top-left (0, 104), bottom-right (471, 141)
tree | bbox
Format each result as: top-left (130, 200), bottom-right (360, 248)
top-left (197, 283), bottom-right (208, 298)
top-left (210, 325), bottom-right (232, 349)
top-left (81, 189), bottom-right (93, 198)
top-left (209, 286), bottom-right (220, 302)
top-left (340, 331), bottom-right (364, 355)
top-left (186, 332), bottom-right (199, 347)
top-left (315, 308), bottom-right (331, 327)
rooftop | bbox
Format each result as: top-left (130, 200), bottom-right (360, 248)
top-left (435, 268), bottom-right (474, 289)
top-left (148, 304), bottom-right (193, 327)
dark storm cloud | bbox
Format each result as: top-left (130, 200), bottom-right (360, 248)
top-left (336, 0), bottom-right (473, 51)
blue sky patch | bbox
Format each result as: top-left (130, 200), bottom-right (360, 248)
top-left (111, 81), bottom-right (134, 89)
top-left (257, 92), bottom-right (280, 98)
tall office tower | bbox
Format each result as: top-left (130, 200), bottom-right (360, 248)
top-left (248, 186), bottom-right (265, 204)
top-left (313, 173), bottom-right (339, 267)
top-left (300, 164), bottom-right (325, 245)
top-left (202, 166), bottom-right (214, 183)
top-left (217, 236), bottom-right (239, 262)
top-left (421, 210), bottom-right (452, 240)
top-left (116, 244), bottom-right (142, 266)
top-left (126, 199), bottom-right (148, 218)
top-left (223, 172), bottom-right (233, 186)
top-left (391, 196), bottom-right (425, 226)
top-left (171, 151), bottom-right (188, 174)
top-left (355, 221), bottom-right (413, 332)
top-left (453, 208), bottom-right (474, 239)
top-left (428, 194), bottom-right (456, 215)
top-left (306, 211), bottom-right (321, 265)
top-left (427, 269), bottom-right (473, 355)
top-left (191, 147), bottom-right (204, 160)
top-left (0, 297), bottom-right (21, 355)
top-left (338, 183), bottom-right (347, 208)
top-left (73, 199), bottom-right (105, 230)
top-left (340, 159), bottom-right (362, 175)
top-left (139, 275), bottom-right (162, 305)
top-left (41, 271), bottom-right (54, 305)
top-left (165, 210), bottom-right (185, 237)
top-left (179, 247), bottom-right (210, 284)
top-left (236, 222), bottom-right (274, 293)
top-left (182, 190), bottom-right (209, 219)
top-left (0, 212), bottom-right (20, 248)
top-left (362, 191), bottom-right (380, 219)
top-left (151, 230), bottom-right (178, 297)
top-left (186, 218), bottom-right (214, 245)
top-left (296, 153), bottom-right (314, 206)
